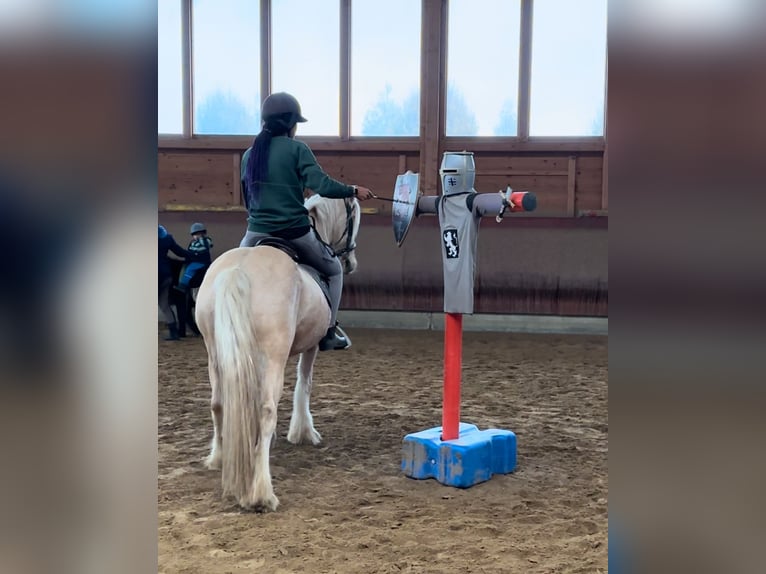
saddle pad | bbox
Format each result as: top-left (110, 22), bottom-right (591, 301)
top-left (253, 236), bottom-right (299, 261)
top-left (252, 239), bottom-right (331, 309)
top-left (298, 264), bottom-right (332, 309)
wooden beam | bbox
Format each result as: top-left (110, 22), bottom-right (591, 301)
top-left (398, 154), bottom-right (407, 173)
top-left (601, 50), bottom-right (608, 209)
top-left (157, 135), bottom-right (605, 153)
top-left (340, 0), bottom-right (351, 140)
top-left (517, 0), bottom-right (533, 139)
top-left (419, 0), bottom-right (445, 195)
top-left (601, 143), bottom-right (608, 210)
top-left (161, 204), bottom-right (247, 212)
top-left (260, 0), bottom-right (271, 104)
top-left (181, 0), bottom-right (192, 137)
top-left (233, 152), bottom-right (242, 206)
top-left (437, 0), bottom-right (447, 149)
top-left (577, 209), bottom-right (608, 218)
top-left (479, 170), bottom-right (568, 177)
top-left (158, 135), bottom-right (421, 152)
top-left (566, 156), bottom-right (577, 216)
top-left (439, 137), bottom-right (605, 152)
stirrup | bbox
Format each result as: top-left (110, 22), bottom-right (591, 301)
top-left (318, 326), bottom-right (350, 351)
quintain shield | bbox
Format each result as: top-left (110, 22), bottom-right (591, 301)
top-left (392, 171), bottom-right (420, 247)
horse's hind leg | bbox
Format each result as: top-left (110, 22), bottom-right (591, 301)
top-left (204, 358), bottom-right (223, 470)
top-left (249, 361), bottom-right (284, 512)
top-left (287, 346), bottom-right (322, 446)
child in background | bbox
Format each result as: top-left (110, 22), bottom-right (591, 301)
top-left (178, 222), bottom-right (213, 291)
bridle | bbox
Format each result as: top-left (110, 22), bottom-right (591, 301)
top-left (331, 198), bottom-right (357, 258)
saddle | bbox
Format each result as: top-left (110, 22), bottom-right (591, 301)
top-left (252, 237), bottom-right (332, 307)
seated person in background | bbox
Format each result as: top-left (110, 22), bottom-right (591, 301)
top-left (177, 222), bottom-right (213, 292)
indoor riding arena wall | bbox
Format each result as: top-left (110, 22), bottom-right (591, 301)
top-left (159, 146), bottom-right (607, 317)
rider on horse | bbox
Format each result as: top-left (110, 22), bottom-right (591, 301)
top-left (239, 92), bottom-right (374, 351)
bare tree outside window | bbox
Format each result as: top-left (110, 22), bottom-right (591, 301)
top-left (529, 0), bottom-right (607, 136)
top-left (158, 0), bottom-right (182, 134)
top-left (272, 0), bottom-right (340, 136)
top-left (195, 91), bottom-right (260, 136)
top-left (192, 0), bottom-right (260, 135)
top-left (352, 0), bottom-right (421, 136)
top-left (361, 84), bottom-right (478, 137)
top-left (446, 0), bottom-right (521, 136)
top-left (493, 99), bottom-right (518, 136)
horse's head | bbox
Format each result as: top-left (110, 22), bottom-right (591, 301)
top-left (305, 195), bottom-right (361, 275)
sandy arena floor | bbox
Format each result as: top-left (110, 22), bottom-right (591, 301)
top-left (158, 328), bottom-right (608, 573)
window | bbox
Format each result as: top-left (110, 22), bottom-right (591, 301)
top-left (192, 0), bottom-right (260, 135)
top-left (162, 0), bottom-right (608, 141)
top-left (529, 0), bottom-right (607, 136)
top-left (351, 0), bottom-right (421, 136)
top-left (272, 0), bottom-right (340, 136)
top-left (446, 0), bottom-right (521, 136)
top-left (158, 0), bottom-right (183, 134)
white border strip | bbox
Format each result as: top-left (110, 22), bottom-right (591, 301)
top-left (337, 311), bottom-right (607, 335)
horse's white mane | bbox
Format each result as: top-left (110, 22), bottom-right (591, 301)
top-left (304, 194), bottom-right (360, 248)
top-left (304, 193), bottom-right (338, 220)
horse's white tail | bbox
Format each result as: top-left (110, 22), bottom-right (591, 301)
top-left (212, 266), bottom-right (262, 504)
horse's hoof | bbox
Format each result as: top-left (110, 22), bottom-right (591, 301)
top-left (307, 429), bottom-right (322, 445)
top-left (204, 453), bottom-right (221, 470)
top-left (287, 427), bottom-right (322, 446)
top-left (242, 494), bottom-right (279, 513)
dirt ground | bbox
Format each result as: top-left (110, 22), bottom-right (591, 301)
top-left (158, 328), bottom-right (608, 574)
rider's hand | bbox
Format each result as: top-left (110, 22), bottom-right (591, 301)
top-left (353, 186), bottom-right (375, 201)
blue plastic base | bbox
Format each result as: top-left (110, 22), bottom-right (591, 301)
top-left (401, 422), bottom-right (517, 488)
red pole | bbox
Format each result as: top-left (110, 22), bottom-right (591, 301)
top-left (442, 313), bottom-right (463, 440)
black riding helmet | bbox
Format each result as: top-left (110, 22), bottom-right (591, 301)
top-left (261, 92), bottom-right (308, 123)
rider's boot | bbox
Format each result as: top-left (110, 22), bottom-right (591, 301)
top-left (318, 323), bottom-right (350, 351)
top-left (164, 322), bottom-right (180, 341)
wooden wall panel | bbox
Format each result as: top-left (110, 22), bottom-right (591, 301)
top-left (469, 154), bottom-right (577, 216)
top-left (575, 156), bottom-right (604, 212)
top-left (157, 150), bottom-right (604, 218)
top-left (159, 152), bottom-right (236, 208)
top-left (311, 152), bottom-right (420, 216)
top-left (472, 155), bottom-right (571, 173)
top-left (314, 153), bottom-right (402, 185)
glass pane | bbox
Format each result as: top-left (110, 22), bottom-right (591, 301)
top-left (446, 0), bottom-right (521, 136)
top-left (192, 0), bottom-right (260, 135)
top-left (530, 0), bottom-right (607, 136)
top-left (351, 0), bottom-right (421, 136)
top-left (272, 0), bottom-right (339, 136)
top-left (158, 0), bottom-right (183, 134)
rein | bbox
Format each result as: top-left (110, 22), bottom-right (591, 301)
top-left (332, 200), bottom-right (357, 258)
top-left (308, 198), bottom-right (357, 258)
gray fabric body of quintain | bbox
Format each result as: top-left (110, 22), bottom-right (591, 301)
top-left (437, 192), bottom-right (480, 314)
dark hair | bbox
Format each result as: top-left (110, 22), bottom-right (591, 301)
top-left (244, 112), bottom-right (299, 209)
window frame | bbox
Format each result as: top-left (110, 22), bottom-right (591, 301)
top-left (157, 0), bottom-right (606, 151)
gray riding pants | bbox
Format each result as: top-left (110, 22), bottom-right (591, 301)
top-left (240, 229), bottom-right (343, 326)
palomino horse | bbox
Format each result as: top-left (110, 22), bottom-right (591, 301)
top-left (194, 194), bottom-right (360, 512)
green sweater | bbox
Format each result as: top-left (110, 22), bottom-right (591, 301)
top-left (241, 136), bottom-right (355, 234)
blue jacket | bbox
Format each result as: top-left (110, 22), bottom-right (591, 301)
top-left (187, 235), bottom-right (214, 265)
top-left (159, 226), bottom-right (189, 283)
